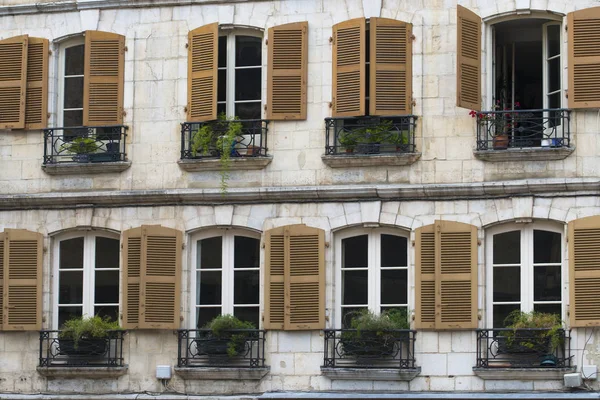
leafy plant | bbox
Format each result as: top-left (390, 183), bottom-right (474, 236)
top-left (338, 130), bottom-right (359, 152)
top-left (503, 310), bottom-right (563, 353)
top-left (354, 119), bottom-right (393, 144)
top-left (58, 315), bottom-right (121, 349)
top-left (203, 314), bottom-right (255, 357)
top-left (61, 137), bottom-right (98, 154)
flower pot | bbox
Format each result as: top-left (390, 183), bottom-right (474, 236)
top-left (340, 333), bottom-right (398, 358)
top-left (71, 154), bottom-right (91, 163)
top-left (493, 134), bottom-right (509, 150)
top-left (58, 338), bottom-right (107, 356)
top-left (357, 143), bottom-right (381, 154)
top-left (194, 338), bottom-right (247, 357)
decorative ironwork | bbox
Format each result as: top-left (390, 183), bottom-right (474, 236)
top-left (475, 109), bottom-right (571, 151)
top-left (38, 330), bottom-right (126, 367)
top-left (43, 125), bottom-right (128, 165)
top-left (180, 120), bottom-right (269, 159)
top-left (177, 329), bottom-right (266, 368)
top-left (324, 115), bottom-right (417, 156)
top-left (322, 329), bottom-right (417, 369)
top-left (476, 328), bottom-right (572, 368)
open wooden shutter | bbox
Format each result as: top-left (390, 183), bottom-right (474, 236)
top-left (3, 229), bottom-right (42, 331)
top-left (83, 30), bottom-right (124, 126)
top-left (188, 23), bottom-right (218, 122)
top-left (0, 35), bottom-right (28, 129)
top-left (264, 226), bottom-right (285, 329)
top-left (568, 7), bottom-right (600, 109)
top-left (415, 224), bottom-right (436, 329)
top-left (370, 18), bottom-right (412, 116)
top-left (456, 6), bottom-right (481, 111)
top-left (0, 232), bottom-right (4, 330)
top-left (568, 216), bottom-right (600, 327)
top-left (122, 227), bottom-right (141, 329)
top-left (332, 18), bottom-right (365, 117)
top-left (25, 37), bottom-right (48, 129)
top-left (267, 21), bottom-right (308, 120)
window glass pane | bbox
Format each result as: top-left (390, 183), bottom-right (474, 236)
top-left (341, 307), bottom-right (366, 329)
top-left (64, 77), bottom-right (84, 109)
top-left (234, 102), bottom-right (261, 120)
top-left (534, 265), bottom-right (561, 301)
top-left (60, 237), bottom-right (84, 269)
top-left (234, 270), bottom-right (259, 304)
top-left (547, 25), bottom-right (560, 58)
top-left (234, 307), bottom-right (259, 328)
top-left (493, 304), bottom-right (520, 328)
top-left (59, 271), bottom-right (83, 304)
top-left (380, 269), bottom-right (407, 305)
top-left (64, 110), bottom-right (83, 127)
top-left (94, 306), bottom-right (118, 323)
top-left (342, 235), bottom-right (368, 268)
top-left (381, 306), bottom-right (408, 322)
top-left (493, 231), bottom-right (520, 264)
top-left (548, 57), bottom-right (560, 93)
top-left (95, 237), bottom-right (119, 269)
top-left (218, 36), bottom-right (227, 68)
top-left (58, 306), bottom-right (82, 328)
top-left (381, 235), bottom-right (407, 267)
top-left (342, 270), bottom-right (368, 305)
top-left (196, 307), bottom-right (221, 328)
top-left (198, 271), bottom-right (222, 305)
top-left (95, 270), bottom-right (119, 303)
top-left (65, 44), bottom-right (84, 76)
top-left (235, 36), bottom-right (261, 67)
top-left (533, 303), bottom-right (561, 317)
top-left (533, 230), bottom-right (561, 264)
top-left (493, 266), bottom-right (520, 302)
top-left (217, 103), bottom-right (226, 116)
top-left (234, 236), bottom-right (259, 268)
top-left (198, 237), bottom-right (222, 269)
top-left (218, 69), bottom-right (227, 102)
top-left (235, 68), bottom-right (261, 101)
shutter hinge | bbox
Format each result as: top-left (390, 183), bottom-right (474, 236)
top-left (412, 99), bottom-right (417, 107)
top-left (329, 36), bottom-right (334, 44)
top-left (412, 240), bottom-right (415, 247)
top-left (185, 43), bottom-right (189, 48)
top-left (477, 239), bottom-right (481, 246)
top-left (184, 106), bottom-right (188, 113)
top-left (265, 39), bottom-right (268, 45)
top-left (48, 49), bottom-right (52, 55)
top-left (410, 34), bottom-right (416, 41)
top-left (182, 242), bottom-right (185, 250)
top-left (180, 315), bottom-right (184, 321)
top-left (124, 46), bottom-right (128, 52)
top-left (261, 243), bottom-right (265, 249)
top-left (264, 104), bottom-right (267, 111)
top-left (122, 110), bottom-right (127, 118)
top-left (565, 90), bottom-right (568, 99)
top-left (325, 242), bottom-right (330, 248)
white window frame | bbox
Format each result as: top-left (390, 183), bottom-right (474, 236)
top-left (52, 230), bottom-right (120, 329)
top-left (57, 36), bottom-right (85, 128)
top-left (485, 221), bottom-right (565, 328)
top-left (334, 227), bottom-right (411, 328)
top-left (189, 228), bottom-right (261, 329)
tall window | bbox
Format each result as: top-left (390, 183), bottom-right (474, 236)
top-left (192, 230), bottom-right (260, 328)
top-left (59, 38), bottom-right (85, 127)
top-left (336, 228), bottom-right (409, 327)
top-left (53, 232), bottom-right (120, 328)
top-left (487, 223), bottom-right (563, 328)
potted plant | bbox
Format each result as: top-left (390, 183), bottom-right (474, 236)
top-left (61, 136), bottom-right (98, 162)
top-left (58, 315), bottom-right (121, 356)
top-left (338, 130), bottom-right (359, 153)
top-left (196, 314), bottom-right (255, 357)
top-left (354, 119), bottom-right (393, 154)
top-left (388, 129), bottom-right (410, 152)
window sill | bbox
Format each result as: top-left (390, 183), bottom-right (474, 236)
top-left (320, 367), bottom-right (420, 381)
top-left (178, 156), bottom-right (273, 172)
top-left (321, 152), bottom-right (421, 168)
top-left (473, 367), bottom-right (576, 380)
top-left (36, 366), bottom-right (128, 378)
top-left (174, 366), bottom-right (270, 380)
top-left (42, 161), bottom-right (132, 175)
top-left (473, 147), bottom-right (574, 162)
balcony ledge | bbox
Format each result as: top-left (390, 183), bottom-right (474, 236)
top-left (320, 366), bottom-right (420, 381)
top-left (36, 366), bottom-right (128, 378)
top-left (42, 161), bottom-right (132, 175)
top-left (178, 156), bottom-right (273, 172)
top-left (473, 367), bottom-right (576, 380)
top-left (474, 147), bottom-right (574, 162)
top-left (321, 152), bottom-right (421, 168)
top-left (174, 366), bottom-right (270, 380)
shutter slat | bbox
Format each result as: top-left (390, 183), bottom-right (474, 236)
top-left (122, 228), bottom-right (142, 328)
top-left (264, 228), bottom-right (285, 329)
top-left (568, 8), bottom-right (600, 108)
top-left (332, 18), bottom-right (365, 117)
top-left (0, 35), bottom-right (28, 129)
top-left (188, 23), bottom-right (218, 122)
top-left (456, 6), bottom-right (481, 111)
top-left (25, 38), bottom-right (48, 129)
top-left (0, 233), bottom-right (4, 330)
top-left (415, 225), bottom-right (436, 329)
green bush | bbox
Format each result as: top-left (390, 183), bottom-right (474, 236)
top-left (203, 314), bottom-right (255, 357)
top-left (58, 315), bottom-right (121, 348)
top-left (503, 310), bottom-right (563, 353)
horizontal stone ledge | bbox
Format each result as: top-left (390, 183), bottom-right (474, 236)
top-left (174, 366), bottom-right (269, 380)
top-left (36, 366), bottom-right (128, 378)
top-left (474, 146), bottom-right (575, 162)
top-left (473, 366), bottom-right (576, 380)
top-left (42, 161), bottom-right (132, 175)
top-left (321, 152), bottom-right (421, 168)
top-left (321, 366), bottom-right (420, 381)
top-left (178, 156), bottom-right (272, 172)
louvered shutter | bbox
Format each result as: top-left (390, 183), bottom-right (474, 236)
top-left (83, 31), bottom-right (124, 126)
top-left (25, 37), bottom-right (48, 129)
top-left (188, 23), bottom-right (218, 122)
top-left (0, 232), bottom-right (4, 330)
top-left (264, 226), bottom-right (285, 329)
top-left (436, 220), bottom-right (478, 330)
top-left (0, 35), bottom-right (28, 129)
top-left (568, 7), bottom-right (600, 109)
top-left (332, 18), bottom-right (365, 117)
top-left (415, 224), bottom-right (436, 329)
top-left (3, 229), bottom-right (42, 331)
top-left (267, 21), bottom-right (308, 120)
top-left (370, 18), bottom-right (412, 115)
top-left (122, 227), bottom-right (142, 329)
top-left (456, 6), bottom-right (481, 111)
top-left (568, 216), bottom-right (600, 327)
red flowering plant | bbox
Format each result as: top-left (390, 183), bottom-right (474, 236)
top-left (470, 100), bottom-right (521, 136)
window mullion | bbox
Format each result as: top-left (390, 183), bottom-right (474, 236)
top-left (223, 233), bottom-right (232, 315)
top-left (84, 233), bottom-right (94, 318)
top-left (226, 34), bottom-right (236, 118)
top-left (523, 226), bottom-right (533, 312)
top-left (370, 232), bottom-right (379, 313)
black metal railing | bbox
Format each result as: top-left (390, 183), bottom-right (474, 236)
top-left (325, 116), bottom-right (417, 155)
top-left (177, 329), bottom-right (266, 368)
top-left (39, 330), bottom-right (126, 367)
top-left (322, 329), bottom-right (417, 369)
top-left (43, 125), bottom-right (128, 164)
top-left (476, 328), bottom-right (572, 368)
top-left (180, 120), bottom-right (269, 159)
top-left (475, 109), bottom-right (571, 151)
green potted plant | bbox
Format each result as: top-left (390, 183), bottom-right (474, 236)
top-left (58, 315), bottom-right (121, 356)
top-left (354, 119), bottom-right (393, 154)
top-left (388, 129), bottom-right (410, 152)
top-left (338, 130), bottom-right (359, 153)
top-left (196, 314), bottom-right (255, 357)
top-left (60, 136), bottom-right (98, 162)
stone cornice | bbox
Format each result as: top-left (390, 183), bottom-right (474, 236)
top-left (1, 178), bottom-right (599, 210)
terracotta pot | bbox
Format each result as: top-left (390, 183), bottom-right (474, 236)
top-left (493, 134), bottom-right (509, 150)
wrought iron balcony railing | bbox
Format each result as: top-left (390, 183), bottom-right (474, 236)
top-left (43, 125), bottom-right (128, 165)
top-left (475, 109), bottom-right (571, 151)
top-left (177, 329), bottom-right (266, 368)
top-left (476, 328), bottom-right (572, 369)
top-left (180, 119), bottom-right (269, 160)
top-left (39, 330), bottom-right (126, 367)
top-left (322, 329), bottom-right (417, 369)
top-left (325, 116), bottom-right (417, 155)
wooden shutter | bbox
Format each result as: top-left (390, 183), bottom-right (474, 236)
top-left (568, 7), bottom-right (600, 109)
top-left (267, 21), bottom-right (308, 120)
top-left (415, 224), bottom-right (436, 329)
top-left (122, 227), bottom-right (141, 329)
top-left (83, 30), bottom-right (125, 126)
top-left (3, 229), bottom-right (42, 331)
top-left (264, 226), bottom-right (285, 329)
top-left (332, 18), bottom-right (365, 117)
top-left (0, 35), bottom-right (28, 129)
top-left (0, 232), bottom-right (4, 331)
top-left (188, 23), bottom-right (218, 122)
top-left (456, 6), bottom-right (481, 111)
top-left (370, 18), bottom-right (412, 116)
top-left (568, 216), bottom-right (600, 327)
top-left (25, 37), bottom-right (48, 129)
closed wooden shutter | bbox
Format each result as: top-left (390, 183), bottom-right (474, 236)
top-left (264, 226), bottom-right (285, 329)
top-left (83, 30), bottom-right (125, 126)
top-left (25, 37), bottom-right (48, 129)
top-left (3, 229), bottom-right (42, 331)
top-left (267, 21), bottom-right (308, 120)
top-left (188, 23), bottom-right (218, 122)
top-left (456, 6), bottom-right (481, 111)
top-left (568, 216), bottom-right (600, 327)
top-left (0, 233), bottom-right (4, 330)
top-left (122, 227), bottom-right (141, 329)
top-left (370, 18), bottom-right (412, 116)
top-left (332, 18), bottom-right (365, 117)
top-left (415, 224), bottom-right (435, 329)
top-left (0, 35), bottom-right (28, 129)
top-left (568, 7), bottom-right (600, 109)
